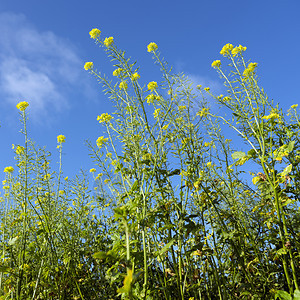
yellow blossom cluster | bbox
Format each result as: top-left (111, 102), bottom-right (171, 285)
top-left (4, 166), bottom-right (14, 173)
top-left (84, 62), bottom-right (93, 70)
top-left (243, 62), bottom-right (257, 78)
top-left (211, 60), bottom-right (221, 69)
top-left (262, 113), bottom-right (280, 121)
top-left (131, 72), bottom-right (140, 81)
top-left (147, 42), bottom-right (158, 53)
top-left (148, 81), bottom-right (158, 90)
top-left (204, 87), bottom-right (210, 92)
top-left (113, 68), bottom-right (123, 77)
top-left (232, 45), bottom-right (247, 57)
top-left (153, 108), bottom-right (160, 118)
top-left (89, 168), bottom-right (96, 173)
top-left (220, 43), bottom-right (234, 56)
top-left (97, 113), bottom-right (113, 123)
top-left (16, 101), bottom-right (29, 111)
top-left (57, 135), bottom-right (66, 143)
top-left (96, 136), bottom-right (108, 148)
top-left (16, 146), bottom-right (25, 155)
top-left (119, 81), bottom-right (128, 90)
top-left (89, 28), bottom-right (101, 39)
top-left (104, 37), bottom-right (114, 47)
top-left (197, 107), bottom-right (209, 117)
top-left (146, 94), bottom-right (160, 104)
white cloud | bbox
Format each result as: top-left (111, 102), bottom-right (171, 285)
top-left (0, 12), bottom-right (93, 120)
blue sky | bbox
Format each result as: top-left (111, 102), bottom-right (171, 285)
top-left (0, 0), bottom-right (299, 181)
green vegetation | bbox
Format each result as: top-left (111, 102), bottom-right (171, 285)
top-left (0, 29), bottom-right (299, 299)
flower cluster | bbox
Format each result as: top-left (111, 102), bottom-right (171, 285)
top-left (197, 107), bottom-right (209, 117)
top-left (262, 112), bottom-right (280, 121)
top-left (96, 136), bottom-right (108, 148)
top-left (97, 113), bottom-right (113, 123)
top-left (131, 72), bottom-right (140, 81)
top-left (113, 68), bottom-right (123, 77)
top-left (211, 60), bottom-right (221, 69)
top-left (16, 146), bottom-right (25, 155)
top-left (57, 135), bottom-right (66, 143)
top-left (220, 43), bottom-right (234, 56)
top-left (147, 42), bottom-right (158, 53)
top-left (104, 37), bottom-right (114, 47)
top-left (153, 108), bottom-right (161, 118)
top-left (4, 166), bottom-right (14, 173)
top-left (147, 81), bottom-right (158, 91)
top-left (243, 62), bottom-right (257, 78)
top-left (146, 94), bottom-right (160, 104)
top-left (232, 44), bottom-right (247, 57)
top-left (119, 81), bottom-right (128, 90)
top-left (16, 101), bottom-right (29, 111)
top-left (89, 28), bottom-right (101, 39)
top-left (84, 62), bottom-right (93, 70)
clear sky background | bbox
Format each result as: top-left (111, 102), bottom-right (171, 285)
top-left (0, 0), bottom-right (299, 181)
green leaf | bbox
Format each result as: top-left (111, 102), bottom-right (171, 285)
top-left (8, 236), bottom-right (19, 246)
top-left (294, 290), bottom-right (300, 300)
top-left (131, 181), bottom-right (139, 192)
top-left (232, 151), bottom-right (246, 160)
top-left (93, 251), bottom-right (107, 260)
top-left (157, 239), bottom-right (175, 257)
top-left (117, 269), bottom-right (133, 294)
top-left (287, 140), bottom-right (295, 152)
top-left (275, 290), bottom-right (292, 300)
top-left (281, 164), bottom-right (292, 176)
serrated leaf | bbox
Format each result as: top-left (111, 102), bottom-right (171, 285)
top-left (232, 151), bottom-right (246, 160)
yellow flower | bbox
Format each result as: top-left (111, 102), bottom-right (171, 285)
top-left (243, 62), bottom-right (257, 77)
top-left (90, 168), bottom-right (96, 173)
top-left (146, 94), bottom-right (158, 104)
top-left (204, 87), bottom-right (210, 92)
top-left (57, 135), bottom-right (66, 143)
top-left (43, 174), bottom-right (51, 181)
top-left (196, 85), bottom-right (202, 89)
top-left (16, 101), bottom-right (29, 111)
top-left (59, 190), bottom-right (65, 196)
top-left (84, 62), bottom-right (93, 70)
top-left (96, 136), bottom-right (108, 148)
top-left (207, 162), bottom-right (212, 167)
top-left (232, 45), bottom-right (247, 57)
top-left (178, 105), bottom-right (187, 111)
top-left (197, 107), bottom-right (209, 117)
top-left (104, 37), bottom-right (114, 47)
top-left (113, 68), bottom-right (123, 77)
top-left (148, 81), bottom-right (158, 91)
top-left (147, 42), bottom-right (158, 52)
top-left (64, 176), bottom-right (68, 180)
top-left (97, 113), bottom-right (113, 123)
top-left (119, 81), bottom-right (128, 90)
top-left (291, 104), bottom-right (298, 109)
top-left (220, 43), bottom-right (234, 56)
top-left (211, 60), bottom-right (221, 68)
top-left (131, 72), bottom-right (140, 81)
top-left (16, 146), bottom-right (25, 155)
top-left (262, 113), bottom-right (280, 120)
top-left (153, 108), bottom-right (160, 118)
top-left (4, 166), bottom-right (14, 173)
top-left (89, 28), bottom-right (101, 39)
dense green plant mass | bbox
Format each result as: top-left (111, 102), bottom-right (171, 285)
top-left (0, 29), bottom-right (299, 299)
